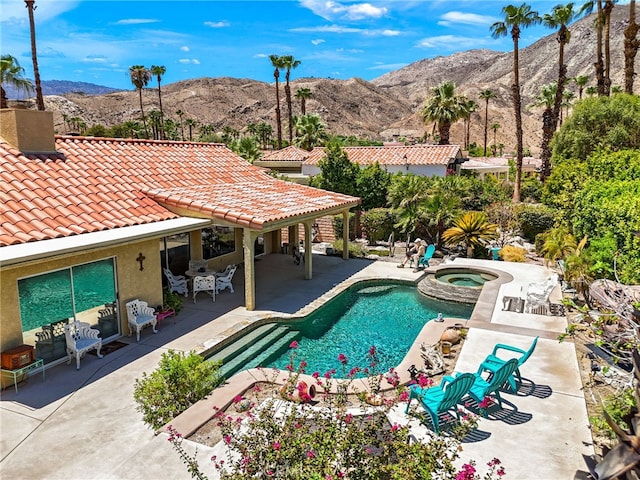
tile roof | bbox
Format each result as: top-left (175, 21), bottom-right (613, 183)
top-left (303, 144), bottom-right (462, 167)
top-left (261, 145), bottom-right (311, 162)
top-left (0, 136), bottom-right (359, 247)
top-left (460, 156), bottom-right (541, 168)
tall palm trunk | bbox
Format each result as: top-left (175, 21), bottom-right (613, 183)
top-left (25, 0), bottom-right (44, 111)
top-left (274, 73), bottom-right (282, 149)
top-left (603, 0), bottom-right (614, 95)
top-left (624, 0), bottom-right (639, 94)
top-left (512, 25), bottom-right (524, 203)
top-left (483, 99), bottom-right (490, 156)
top-left (553, 25), bottom-right (568, 131)
top-left (595, 0), bottom-right (606, 95)
top-left (285, 77), bottom-right (293, 144)
top-left (540, 107), bottom-right (554, 181)
top-left (438, 120), bottom-right (451, 145)
top-left (137, 89), bottom-right (148, 137)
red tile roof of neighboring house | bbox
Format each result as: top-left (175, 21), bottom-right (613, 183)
top-left (0, 136), bottom-right (359, 247)
top-left (261, 145), bottom-right (311, 162)
top-left (303, 144), bottom-right (462, 166)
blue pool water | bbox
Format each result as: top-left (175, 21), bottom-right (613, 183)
top-left (264, 282), bottom-right (473, 377)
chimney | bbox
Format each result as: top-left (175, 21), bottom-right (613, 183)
top-left (0, 109), bottom-right (56, 153)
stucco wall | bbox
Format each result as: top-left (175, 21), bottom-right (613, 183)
top-left (0, 238), bottom-right (163, 352)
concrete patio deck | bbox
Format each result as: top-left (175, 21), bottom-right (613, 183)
top-left (0, 253), bottom-right (593, 479)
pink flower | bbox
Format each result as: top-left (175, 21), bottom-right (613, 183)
top-left (272, 441), bottom-right (280, 450)
top-left (369, 346), bottom-right (376, 356)
top-left (324, 369), bottom-right (335, 379)
top-left (299, 360), bottom-right (307, 371)
top-left (289, 340), bottom-right (298, 349)
top-left (348, 367), bottom-right (360, 377)
top-left (478, 396), bottom-right (493, 409)
top-left (312, 371), bottom-right (320, 378)
top-left (391, 423), bottom-right (400, 431)
top-left (455, 462), bottom-right (477, 480)
top-left (285, 363), bottom-right (294, 372)
top-left (338, 353), bottom-right (347, 365)
top-left (233, 395), bottom-right (243, 403)
top-left (417, 374), bottom-right (433, 388)
top-left (307, 450), bottom-right (315, 458)
top-left (223, 435), bottom-right (232, 445)
top-left (344, 413), bottom-right (353, 424)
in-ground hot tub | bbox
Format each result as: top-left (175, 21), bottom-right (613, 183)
top-left (418, 267), bottom-right (499, 304)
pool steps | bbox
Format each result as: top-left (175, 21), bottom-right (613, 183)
top-left (207, 323), bottom-right (299, 379)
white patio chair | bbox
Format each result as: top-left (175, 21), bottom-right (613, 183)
top-left (163, 268), bottom-right (188, 296)
top-left (64, 321), bottom-right (103, 369)
top-left (525, 274), bottom-right (559, 313)
top-left (125, 299), bottom-right (158, 341)
top-left (216, 265), bottom-right (237, 294)
top-left (193, 275), bottom-right (216, 303)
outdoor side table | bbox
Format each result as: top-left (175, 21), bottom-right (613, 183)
top-left (156, 308), bottom-right (176, 325)
top-left (1, 358), bottom-right (45, 393)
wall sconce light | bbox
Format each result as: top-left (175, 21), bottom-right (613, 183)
top-left (136, 252), bottom-right (146, 271)
top-left (404, 154), bottom-right (409, 171)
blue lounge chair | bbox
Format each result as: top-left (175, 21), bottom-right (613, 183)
top-left (411, 244), bottom-right (436, 269)
top-left (404, 372), bottom-right (475, 433)
top-left (477, 337), bottom-right (539, 392)
top-left (457, 358), bottom-right (519, 416)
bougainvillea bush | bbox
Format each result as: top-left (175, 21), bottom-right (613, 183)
top-left (166, 345), bottom-right (506, 479)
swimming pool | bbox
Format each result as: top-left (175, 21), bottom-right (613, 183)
top-left (435, 269), bottom-right (498, 287)
top-left (208, 281), bottom-right (472, 379)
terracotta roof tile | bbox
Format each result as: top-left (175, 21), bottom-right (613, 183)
top-left (303, 144), bottom-right (462, 167)
top-left (1, 135), bottom-right (359, 246)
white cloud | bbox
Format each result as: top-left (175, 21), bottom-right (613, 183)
top-left (82, 55), bottom-right (108, 63)
top-left (368, 62), bottom-right (409, 71)
top-left (0, 0), bottom-right (80, 24)
top-left (291, 24), bottom-right (394, 36)
top-left (180, 46), bottom-right (190, 52)
top-left (115, 19), bottom-right (159, 25)
top-left (299, 0), bottom-right (387, 21)
top-left (204, 21), bottom-right (230, 28)
top-left (254, 53), bottom-right (268, 58)
top-left (178, 58), bottom-right (200, 64)
top-left (417, 35), bottom-right (490, 50)
top-left (438, 11), bottom-right (498, 27)
top-left (381, 29), bottom-right (400, 36)
top-left (311, 38), bottom-right (326, 45)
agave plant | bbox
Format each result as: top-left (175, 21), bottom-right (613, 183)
top-left (442, 212), bottom-right (498, 258)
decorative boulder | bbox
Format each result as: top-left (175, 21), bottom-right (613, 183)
top-left (440, 327), bottom-right (461, 345)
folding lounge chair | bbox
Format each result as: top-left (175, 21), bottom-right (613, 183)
top-left (411, 244), bottom-right (436, 269)
top-left (477, 337), bottom-right (539, 392)
top-left (404, 372), bottom-right (475, 433)
top-left (445, 358), bottom-right (519, 417)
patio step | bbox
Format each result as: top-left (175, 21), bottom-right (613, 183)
top-left (214, 326), bottom-right (299, 379)
top-left (207, 323), bottom-right (280, 365)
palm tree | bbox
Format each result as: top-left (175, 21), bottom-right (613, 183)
top-left (573, 75), bottom-right (590, 99)
top-left (295, 87), bottom-right (312, 115)
top-left (24, 0), bottom-right (44, 110)
top-left (561, 89), bottom-right (576, 122)
top-left (540, 227), bottom-right (577, 266)
top-left (281, 55), bottom-right (301, 144)
top-left (387, 175), bottom-right (431, 238)
top-left (420, 81), bottom-right (467, 145)
top-left (585, 85), bottom-right (597, 96)
top-left (0, 55), bottom-right (34, 108)
top-left (185, 118), bottom-right (198, 141)
top-left (256, 122), bottom-right (273, 149)
top-left (602, 0), bottom-right (617, 95)
top-left (147, 110), bottom-right (162, 139)
top-left (581, 1), bottom-right (606, 95)
top-left (624, 0), bottom-right (639, 94)
top-left (129, 65), bottom-right (151, 137)
top-left (462, 99), bottom-right (478, 150)
top-left (491, 3), bottom-right (541, 202)
top-left (490, 122), bottom-right (501, 154)
top-left (150, 65), bottom-right (166, 138)
top-left (230, 137), bottom-right (262, 163)
top-left (269, 54), bottom-right (286, 149)
top-left (175, 109), bottom-right (185, 140)
top-left (442, 212), bottom-right (498, 258)
top-left (479, 89), bottom-right (496, 155)
top-left (543, 3), bottom-right (582, 131)
top-left (122, 120), bottom-right (141, 138)
top-left (532, 82), bottom-right (557, 181)
top-left (293, 114), bottom-right (327, 150)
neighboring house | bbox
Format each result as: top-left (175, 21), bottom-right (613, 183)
top-left (302, 144), bottom-right (465, 177)
top-left (459, 156), bottom-right (541, 180)
top-left (0, 109), bottom-right (359, 360)
top-left (254, 145), bottom-right (311, 184)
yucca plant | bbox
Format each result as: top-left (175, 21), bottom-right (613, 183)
top-left (442, 212), bottom-right (498, 258)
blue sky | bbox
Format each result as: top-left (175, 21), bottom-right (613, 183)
top-left (0, 0), bottom-right (614, 90)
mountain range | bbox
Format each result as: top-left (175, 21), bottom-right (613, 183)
top-left (9, 5), bottom-right (634, 156)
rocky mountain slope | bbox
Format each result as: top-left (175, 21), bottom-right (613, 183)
top-left (39, 5), bottom-right (634, 155)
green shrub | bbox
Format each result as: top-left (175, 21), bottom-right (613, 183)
top-left (332, 212), bottom-right (357, 240)
top-left (133, 350), bottom-right (223, 430)
top-left (515, 204), bottom-right (557, 241)
top-left (331, 240), bottom-right (368, 258)
top-left (360, 208), bottom-right (396, 245)
top-left (589, 387), bottom-right (636, 443)
top-left (499, 245), bottom-right (528, 262)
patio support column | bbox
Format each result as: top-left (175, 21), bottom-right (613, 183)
top-left (243, 228), bottom-right (259, 311)
top-left (289, 225), bottom-right (299, 254)
top-left (342, 210), bottom-right (350, 260)
top-left (303, 221), bottom-right (313, 280)
top-left (189, 229), bottom-right (203, 260)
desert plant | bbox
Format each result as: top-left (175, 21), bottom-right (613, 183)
top-left (163, 290), bottom-right (184, 313)
top-left (499, 245), bottom-right (528, 262)
top-left (133, 350), bottom-right (223, 430)
top-left (442, 212), bottom-right (498, 258)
